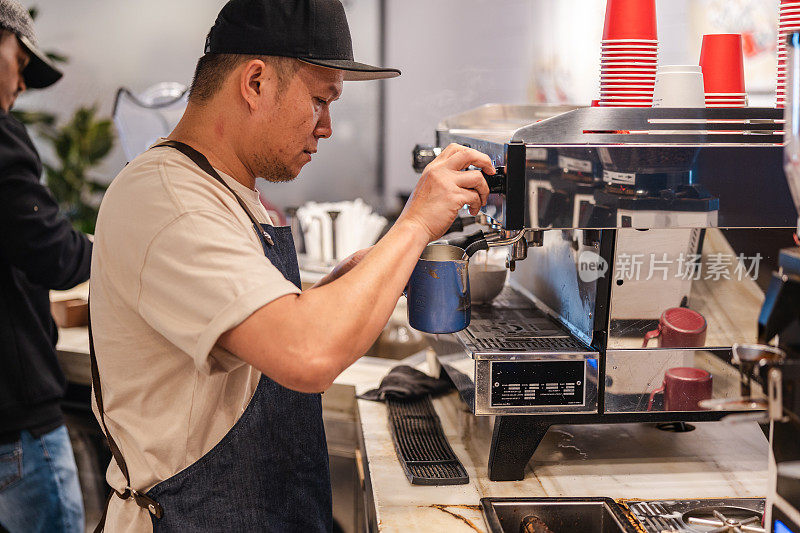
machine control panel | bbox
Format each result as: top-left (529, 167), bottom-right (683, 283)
top-left (490, 360), bottom-right (586, 407)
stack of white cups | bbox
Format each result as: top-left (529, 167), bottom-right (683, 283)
top-left (652, 66), bottom-right (705, 108)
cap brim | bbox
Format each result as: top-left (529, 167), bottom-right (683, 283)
top-left (299, 58), bottom-right (400, 81)
top-left (18, 35), bottom-right (62, 89)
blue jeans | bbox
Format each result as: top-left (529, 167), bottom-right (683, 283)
top-left (0, 425), bottom-right (84, 533)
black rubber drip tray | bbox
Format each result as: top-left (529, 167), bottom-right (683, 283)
top-left (387, 397), bottom-right (468, 485)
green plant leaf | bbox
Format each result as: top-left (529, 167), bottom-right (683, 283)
top-left (10, 109), bottom-right (57, 128)
top-left (41, 104), bottom-right (115, 233)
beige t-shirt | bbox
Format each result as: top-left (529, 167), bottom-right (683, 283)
top-left (90, 141), bottom-right (301, 532)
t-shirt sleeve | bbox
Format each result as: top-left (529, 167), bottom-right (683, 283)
top-left (137, 209), bottom-right (301, 373)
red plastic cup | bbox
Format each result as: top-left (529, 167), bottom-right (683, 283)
top-left (601, 90), bottom-right (655, 95)
top-left (699, 34), bottom-right (745, 93)
top-left (603, 0), bottom-right (657, 40)
top-left (601, 63), bottom-right (658, 69)
top-left (602, 66), bottom-right (657, 71)
top-left (601, 56), bottom-right (658, 62)
top-left (601, 76), bottom-right (655, 81)
top-left (601, 45), bottom-right (658, 52)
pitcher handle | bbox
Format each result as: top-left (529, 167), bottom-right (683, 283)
top-left (647, 383), bottom-right (665, 411)
top-left (642, 326), bottom-right (661, 348)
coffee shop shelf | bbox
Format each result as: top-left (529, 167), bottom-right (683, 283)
top-left (351, 355), bottom-right (769, 532)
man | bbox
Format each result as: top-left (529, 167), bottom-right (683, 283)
top-left (90, 0), bottom-right (492, 531)
top-left (0, 1), bottom-right (90, 532)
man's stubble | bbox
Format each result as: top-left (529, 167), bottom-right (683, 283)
top-left (251, 149), bottom-right (297, 183)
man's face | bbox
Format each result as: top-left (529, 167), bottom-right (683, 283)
top-left (248, 62), bottom-right (343, 182)
top-left (0, 31), bottom-right (28, 112)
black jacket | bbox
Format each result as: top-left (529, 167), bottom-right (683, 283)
top-left (0, 112), bottom-right (92, 439)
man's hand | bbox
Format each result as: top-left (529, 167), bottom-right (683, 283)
top-left (398, 144), bottom-right (494, 242)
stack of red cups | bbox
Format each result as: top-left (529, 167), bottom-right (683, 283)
top-left (598, 0), bottom-right (658, 107)
top-left (778, 0), bottom-right (800, 107)
top-left (699, 34), bottom-right (747, 107)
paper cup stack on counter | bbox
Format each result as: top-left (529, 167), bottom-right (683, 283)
top-left (598, 0), bottom-right (658, 108)
top-left (778, 0), bottom-right (800, 108)
top-left (296, 199), bottom-right (387, 268)
top-left (652, 65), bottom-right (705, 108)
top-left (699, 34), bottom-right (747, 108)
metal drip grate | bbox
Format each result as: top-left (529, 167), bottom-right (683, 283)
top-left (387, 397), bottom-right (468, 485)
top-left (463, 306), bottom-right (586, 353)
top-left (470, 335), bottom-right (583, 352)
top-left (628, 502), bottom-right (683, 532)
top-left (624, 498), bottom-right (765, 532)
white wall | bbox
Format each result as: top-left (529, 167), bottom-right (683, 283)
top-left (16, 0), bottom-right (383, 209)
top-left (383, 0), bottom-right (536, 209)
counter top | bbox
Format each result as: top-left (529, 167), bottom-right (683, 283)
top-left (353, 361), bottom-right (769, 532)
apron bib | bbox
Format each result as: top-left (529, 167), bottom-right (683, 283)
top-left (90, 140), bottom-right (332, 532)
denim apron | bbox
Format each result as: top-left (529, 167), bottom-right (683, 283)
top-left (90, 140), bottom-right (332, 532)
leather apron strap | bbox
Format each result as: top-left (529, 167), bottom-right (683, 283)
top-left (89, 302), bottom-right (163, 532)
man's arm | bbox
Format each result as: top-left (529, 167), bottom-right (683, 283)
top-left (218, 144), bottom-right (493, 393)
top-left (0, 115), bottom-right (91, 289)
top-left (311, 246), bottom-right (372, 288)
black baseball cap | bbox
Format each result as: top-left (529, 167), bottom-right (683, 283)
top-left (0, 0), bottom-right (62, 89)
top-left (205, 0), bottom-right (400, 81)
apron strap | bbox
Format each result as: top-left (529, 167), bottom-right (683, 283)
top-left (153, 139), bottom-right (274, 246)
top-left (89, 302), bottom-right (163, 532)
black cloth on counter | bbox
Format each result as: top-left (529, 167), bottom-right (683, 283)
top-left (0, 111), bottom-right (92, 441)
top-left (358, 365), bottom-right (452, 401)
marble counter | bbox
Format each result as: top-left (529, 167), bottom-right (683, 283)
top-left (353, 361), bottom-right (770, 533)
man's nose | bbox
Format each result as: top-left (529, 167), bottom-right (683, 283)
top-left (314, 109), bottom-right (333, 139)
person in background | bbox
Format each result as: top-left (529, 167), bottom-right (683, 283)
top-left (0, 1), bottom-right (91, 532)
top-left (89, 0), bottom-right (492, 530)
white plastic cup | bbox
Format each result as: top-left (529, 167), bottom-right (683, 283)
top-left (652, 65), bottom-right (705, 108)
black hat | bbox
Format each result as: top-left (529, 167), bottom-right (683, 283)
top-left (205, 0), bottom-right (400, 81)
top-left (0, 0), bottom-right (62, 89)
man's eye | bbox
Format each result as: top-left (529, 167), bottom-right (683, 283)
top-left (314, 98), bottom-right (326, 107)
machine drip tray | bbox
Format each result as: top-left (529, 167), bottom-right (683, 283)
top-left (459, 288), bottom-right (588, 355)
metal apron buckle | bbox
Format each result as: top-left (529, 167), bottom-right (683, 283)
top-left (122, 486), bottom-right (164, 518)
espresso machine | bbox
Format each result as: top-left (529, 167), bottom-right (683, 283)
top-left (415, 103), bottom-right (798, 483)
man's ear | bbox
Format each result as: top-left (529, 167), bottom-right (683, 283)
top-left (240, 59), bottom-right (277, 112)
